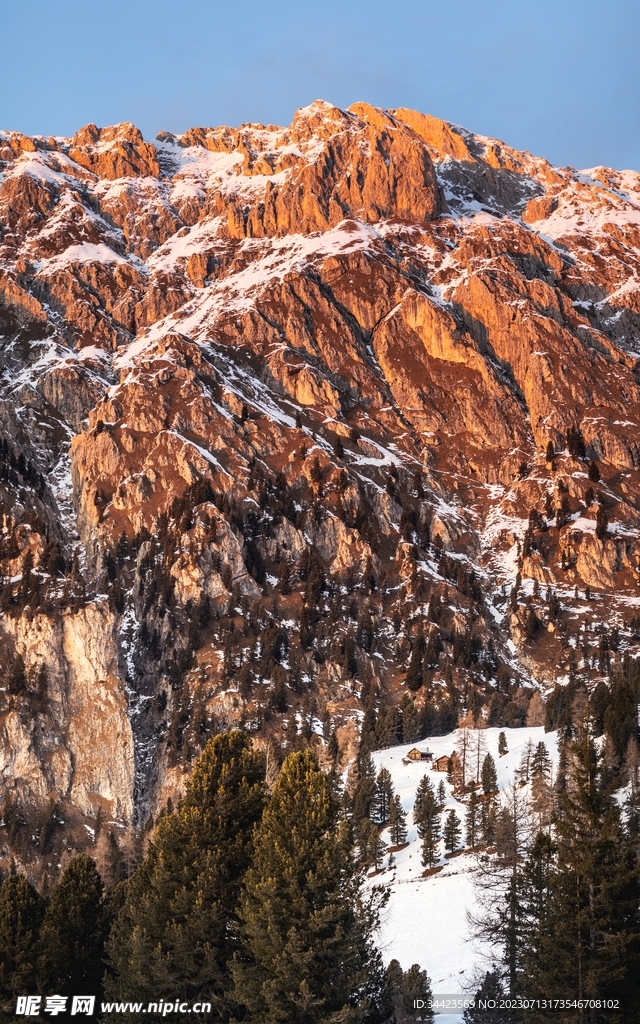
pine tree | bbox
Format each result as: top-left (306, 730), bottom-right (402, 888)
top-left (413, 777), bottom-right (442, 869)
top-left (232, 748), bottom-right (387, 1024)
top-left (518, 832), bottom-right (556, 993)
top-left (405, 631), bottom-right (426, 692)
top-left (520, 731), bottom-right (640, 1019)
top-left (481, 753), bottom-right (498, 795)
top-left (498, 732), bottom-right (508, 756)
top-left (521, 738), bottom-right (535, 779)
top-left (38, 855), bottom-right (106, 998)
top-left (530, 741), bottom-right (551, 780)
top-left (356, 817), bottom-right (381, 870)
top-left (529, 741), bottom-right (553, 831)
top-left (414, 775), bottom-right (436, 826)
top-left (463, 971), bottom-right (510, 1023)
top-left (386, 959), bottom-right (435, 1024)
top-left (373, 767), bottom-right (394, 824)
top-left (327, 729), bottom-right (339, 764)
top-left (443, 810), bottom-right (462, 853)
top-left (0, 869), bottom-right (45, 1014)
top-left (105, 730), bottom-right (266, 1019)
top-left (596, 503), bottom-right (609, 541)
top-left (469, 789), bottom-right (530, 999)
top-left (437, 779), bottom-right (447, 810)
top-left (94, 829), bottom-right (125, 890)
top-left (352, 749), bottom-right (377, 823)
top-left (366, 824), bottom-right (387, 872)
top-left (465, 789), bottom-right (480, 849)
top-left (388, 794), bottom-right (408, 846)
top-left (624, 737), bottom-right (640, 839)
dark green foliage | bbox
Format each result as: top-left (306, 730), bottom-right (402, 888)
top-left (388, 794), bottom-right (408, 846)
top-left (327, 728), bottom-right (339, 763)
top-left (437, 555), bottom-right (483, 604)
top-left (463, 971), bottom-right (510, 1023)
top-left (0, 870), bottom-right (45, 1014)
top-left (596, 503), bottom-right (609, 541)
top-left (386, 959), bottom-right (434, 1023)
top-left (517, 831), bottom-right (556, 993)
top-left (105, 731), bottom-right (266, 1018)
top-left (465, 789), bottom-right (480, 849)
top-left (8, 654), bottom-right (26, 695)
top-left (498, 731), bottom-right (508, 756)
top-left (443, 810), bottom-right (462, 853)
top-left (530, 741), bottom-right (551, 781)
top-left (376, 706), bottom-right (403, 749)
top-left (567, 426), bottom-right (586, 459)
top-left (523, 606), bottom-right (540, 643)
top-left (588, 459), bottom-right (601, 482)
top-left (38, 855), bottom-right (107, 997)
top-left (232, 748), bottom-right (387, 1024)
top-left (546, 586), bottom-right (560, 621)
top-left (352, 750), bottom-right (377, 823)
top-left (401, 697), bottom-right (422, 744)
top-left (545, 679), bottom-right (577, 732)
top-left (590, 679), bottom-right (610, 735)
top-left (480, 796), bottom-right (497, 846)
top-left (518, 732), bottom-right (640, 1020)
top-left (405, 632), bottom-right (426, 691)
top-left (437, 780), bottom-right (446, 809)
top-left (362, 819), bottom-right (387, 872)
top-left (374, 767), bottom-right (395, 824)
top-left (603, 675), bottom-right (638, 761)
top-left (556, 494), bottom-right (572, 529)
top-left (481, 753), bottom-right (498, 795)
top-left (414, 777), bottom-right (441, 869)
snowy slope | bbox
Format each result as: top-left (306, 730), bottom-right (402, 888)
top-left (369, 727), bottom-right (560, 1015)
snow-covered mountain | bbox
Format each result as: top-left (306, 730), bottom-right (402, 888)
top-left (1, 99), bottom-right (639, 868)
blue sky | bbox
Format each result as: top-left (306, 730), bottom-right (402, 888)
top-left (1, 0), bottom-right (638, 170)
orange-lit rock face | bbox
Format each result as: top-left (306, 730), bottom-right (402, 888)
top-left (68, 122), bottom-right (160, 180)
top-left (2, 100), bottom-right (640, 836)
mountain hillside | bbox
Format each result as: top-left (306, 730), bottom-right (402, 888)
top-left (1, 100), bottom-right (640, 868)
top-left (369, 727), bottom-right (560, 1001)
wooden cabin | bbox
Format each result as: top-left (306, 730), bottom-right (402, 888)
top-left (403, 747), bottom-right (433, 763)
top-left (433, 754), bottom-right (452, 772)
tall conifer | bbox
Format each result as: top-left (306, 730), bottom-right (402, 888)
top-left (465, 789), bottom-right (480, 849)
top-left (0, 870), bottom-right (44, 1014)
top-left (414, 777), bottom-right (441, 868)
top-left (373, 768), bottom-right (394, 825)
top-left (232, 748), bottom-right (387, 1024)
top-left (520, 732), bottom-right (640, 1019)
top-left (105, 730), bottom-right (265, 1019)
top-left (443, 810), bottom-right (462, 853)
top-left (388, 795), bottom-right (408, 846)
top-left (38, 855), bottom-right (107, 998)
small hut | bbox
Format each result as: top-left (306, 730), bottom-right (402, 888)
top-left (433, 754), bottom-right (452, 772)
top-left (402, 747), bottom-right (433, 764)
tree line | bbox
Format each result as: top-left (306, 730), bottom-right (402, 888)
top-left (0, 732), bottom-right (434, 1023)
top-left (464, 727), bottom-right (640, 1023)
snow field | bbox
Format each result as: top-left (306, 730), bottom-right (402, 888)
top-left (368, 727), bottom-right (560, 1014)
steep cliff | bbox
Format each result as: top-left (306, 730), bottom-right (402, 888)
top-left (1, 99), bottom-right (640, 870)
